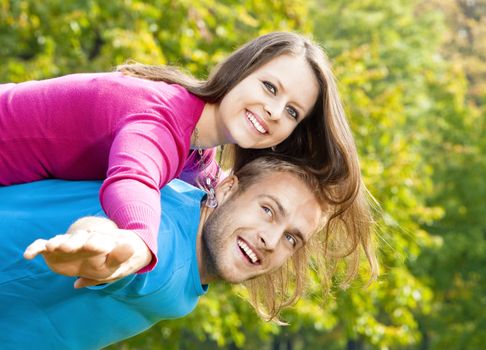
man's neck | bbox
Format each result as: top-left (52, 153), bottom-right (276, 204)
top-left (195, 204), bottom-right (213, 285)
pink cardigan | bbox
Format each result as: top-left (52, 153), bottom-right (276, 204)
top-left (0, 72), bottom-right (215, 271)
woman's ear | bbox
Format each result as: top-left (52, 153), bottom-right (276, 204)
top-left (214, 175), bottom-right (239, 206)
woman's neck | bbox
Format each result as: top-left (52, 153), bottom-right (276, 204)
top-left (191, 103), bottom-right (229, 149)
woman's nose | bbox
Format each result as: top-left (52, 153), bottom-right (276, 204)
top-left (264, 100), bottom-right (285, 121)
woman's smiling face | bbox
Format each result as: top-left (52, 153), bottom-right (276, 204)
top-left (216, 54), bottom-right (320, 149)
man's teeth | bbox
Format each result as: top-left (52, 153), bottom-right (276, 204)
top-left (246, 111), bottom-right (266, 134)
top-left (238, 239), bottom-right (258, 264)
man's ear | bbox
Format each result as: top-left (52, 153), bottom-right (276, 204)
top-left (214, 175), bottom-right (239, 206)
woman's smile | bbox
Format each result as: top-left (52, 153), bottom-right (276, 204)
top-left (196, 53), bottom-right (319, 149)
top-left (245, 109), bottom-right (268, 135)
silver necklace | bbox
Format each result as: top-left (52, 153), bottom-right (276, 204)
top-left (193, 126), bottom-right (219, 208)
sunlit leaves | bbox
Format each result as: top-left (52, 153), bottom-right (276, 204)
top-left (2, 0), bottom-right (483, 349)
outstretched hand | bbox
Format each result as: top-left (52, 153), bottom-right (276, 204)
top-left (23, 217), bottom-right (152, 288)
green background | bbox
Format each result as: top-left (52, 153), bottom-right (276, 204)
top-left (1, 0), bottom-right (484, 348)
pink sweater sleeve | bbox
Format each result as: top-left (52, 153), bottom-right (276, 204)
top-left (99, 113), bottom-right (185, 272)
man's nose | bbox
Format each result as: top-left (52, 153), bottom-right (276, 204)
top-left (258, 230), bottom-right (281, 251)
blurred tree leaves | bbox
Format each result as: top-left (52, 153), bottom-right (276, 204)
top-left (1, 0), bottom-right (483, 349)
top-left (0, 0), bottom-right (310, 81)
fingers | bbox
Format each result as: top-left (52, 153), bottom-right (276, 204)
top-left (43, 231), bottom-right (97, 254)
top-left (45, 234), bottom-right (71, 252)
top-left (23, 239), bottom-right (48, 259)
top-left (25, 228), bottom-right (146, 285)
top-left (83, 232), bottom-right (116, 255)
top-left (41, 230), bottom-right (115, 256)
top-left (56, 231), bottom-right (91, 253)
top-left (74, 277), bottom-right (106, 289)
top-left (24, 230), bottom-right (115, 267)
top-left (67, 216), bottom-right (118, 235)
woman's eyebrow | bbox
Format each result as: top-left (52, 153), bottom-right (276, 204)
top-left (267, 74), bottom-right (306, 112)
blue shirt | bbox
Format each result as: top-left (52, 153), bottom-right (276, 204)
top-left (0, 179), bottom-right (207, 349)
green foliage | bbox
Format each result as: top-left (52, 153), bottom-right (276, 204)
top-left (310, 0), bottom-right (484, 349)
top-left (0, 0), bottom-right (310, 82)
top-left (2, 0), bottom-right (483, 349)
top-left (410, 2), bottom-right (486, 347)
top-left (310, 0), bottom-right (445, 346)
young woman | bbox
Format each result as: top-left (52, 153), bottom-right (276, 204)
top-left (1, 32), bottom-right (370, 283)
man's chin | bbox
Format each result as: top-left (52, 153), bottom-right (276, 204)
top-left (214, 268), bottom-right (247, 284)
top-left (219, 274), bottom-right (246, 284)
top-left (219, 272), bottom-right (260, 284)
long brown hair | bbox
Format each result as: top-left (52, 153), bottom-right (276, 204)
top-left (118, 32), bottom-right (378, 319)
top-left (118, 31), bottom-right (360, 209)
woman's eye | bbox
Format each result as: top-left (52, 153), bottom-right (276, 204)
top-left (285, 233), bottom-right (297, 247)
top-left (286, 106), bottom-right (299, 120)
top-left (263, 81), bottom-right (277, 95)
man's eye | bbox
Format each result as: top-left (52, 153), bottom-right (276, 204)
top-left (286, 106), bottom-right (299, 120)
top-left (285, 233), bottom-right (297, 247)
top-left (263, 81), bottom-right (277, 95)
top-left (262, 206), bottom-right (273, 217)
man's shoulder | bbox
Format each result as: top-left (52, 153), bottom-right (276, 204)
top-left (161, 179), bottom-right (205, 206)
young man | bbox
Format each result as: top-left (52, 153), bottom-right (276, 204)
top-left (0, 156), bottom-right (327, 349)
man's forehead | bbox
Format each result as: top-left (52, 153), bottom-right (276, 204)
top-left (248, 171), bottom-right (309, 195)
top-left (247, 172), bottom-right (321, 219)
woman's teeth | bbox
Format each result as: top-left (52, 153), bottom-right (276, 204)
top-left (246, 111), bottom-right (266, 134)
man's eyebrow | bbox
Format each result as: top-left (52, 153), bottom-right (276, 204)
top-left (261, 194), bottom-right (307, 244)
top-left (289, 228), bottom-right (306, 245)
top-left (262, 194), bottom-right (288, 218)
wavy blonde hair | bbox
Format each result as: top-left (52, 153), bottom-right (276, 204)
top-left (232, 155), bottom-right (378, 321)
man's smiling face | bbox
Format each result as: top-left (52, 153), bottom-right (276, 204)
top-left (200, 171), bottom-right (323, 284)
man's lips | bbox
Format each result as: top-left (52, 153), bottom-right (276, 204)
top-left (245, 109), bottom-right (268, 134)
top-left (237, 237), bottom-right (261, 265)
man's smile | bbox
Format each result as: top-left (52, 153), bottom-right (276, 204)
top-left (237, 237), bottom-right (261, 265)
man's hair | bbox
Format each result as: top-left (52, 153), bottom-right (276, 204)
top-left (231, 155), bottom-right (379, 322)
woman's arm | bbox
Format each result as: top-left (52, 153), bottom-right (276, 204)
top-left (99, 114), bottom-right (187, 273)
